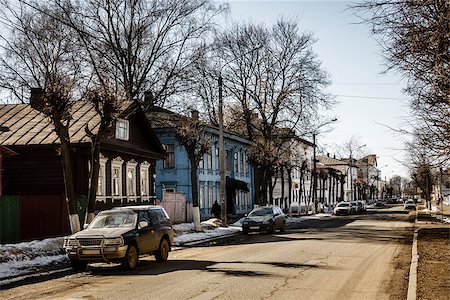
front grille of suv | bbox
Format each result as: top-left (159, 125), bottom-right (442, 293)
top-left (77, 238), bottom-right (103, 246)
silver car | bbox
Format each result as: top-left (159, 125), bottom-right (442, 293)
top-left (334, 202), bottom-right (352, 215)
top-left (63, 205), bottom-right (174, 271)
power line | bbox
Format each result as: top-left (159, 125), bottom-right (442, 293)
top-left (333, 82), bottom-right (402, 86)
top-left (335, 94), bottom-right (408, 101)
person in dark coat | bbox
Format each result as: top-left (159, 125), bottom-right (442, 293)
top-left (211, 200), bottom-right (221, 219)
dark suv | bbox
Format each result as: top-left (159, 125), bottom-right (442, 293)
top-left (63, 205), bottom-right (174, 271)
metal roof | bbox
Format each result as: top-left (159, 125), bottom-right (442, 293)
top-left (0, 102), bottom-right (100, 146)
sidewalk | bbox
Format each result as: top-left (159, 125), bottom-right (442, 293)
top-left (410, 200), bottom-right (450, 300)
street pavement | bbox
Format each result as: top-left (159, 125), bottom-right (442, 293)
top-left (0, 206), bottom-right (414, 300)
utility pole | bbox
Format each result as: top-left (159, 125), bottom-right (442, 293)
top-left (218, 76), bottom-right (227, 226)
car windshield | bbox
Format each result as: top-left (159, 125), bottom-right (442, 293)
top-left (248, 207), bottom-right (274, 217)
top-left (406, 201), bottom-right (415, 204)
top-left (89, 211), bottom-right (137, 229)
top-left (338, 203), bottom-right (350, 207)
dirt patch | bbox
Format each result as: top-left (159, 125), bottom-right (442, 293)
top-left (417, 227), bottom-right (450, 300)
top-left (387, 230), bottom-right (413, 300)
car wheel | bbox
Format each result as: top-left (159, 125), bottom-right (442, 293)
top-left (155, 238), bottom-right (170, 262)
top-left (267, 224), bottom-right (274, 234)
top-left (70, 259), bottom-right (87, 272)
top-left (242, 230), bottom-right (249, 235)
top-left (122, 244), bottom-right (138, 270)
top-left (280, 221), bottom-right (286, 232)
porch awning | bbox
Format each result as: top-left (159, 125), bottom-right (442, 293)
top-left (226, 176), bottom-right (249, 192)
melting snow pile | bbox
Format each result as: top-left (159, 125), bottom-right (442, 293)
top-left (0, 237), bottom-right (67, 280)
top-left (173, 219), bottom-right (241, 246)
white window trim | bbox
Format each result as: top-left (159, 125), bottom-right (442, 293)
top-left (126, 159), bottom-right (138, 197)
top-left (111, 157), bottom-right (124, 198)
top-left (140, 161), bottom-right (150, 198)
top-left (115, 119), bottom-right (129, 141)
top-left (97, 154), bottom-right (108, 200)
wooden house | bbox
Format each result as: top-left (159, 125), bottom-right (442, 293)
top-left (0, 93), bottom-right (165, 242)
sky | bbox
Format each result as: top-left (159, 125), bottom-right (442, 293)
top-left (224, 0), bottom-right (412, 179)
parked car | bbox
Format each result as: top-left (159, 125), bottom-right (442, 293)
top-left (242, 205), bottom-right (286, 234)
top-left (356, 200), bottom-right (366, 212)
top-left (63, 205), bottom-right (174, 271)
top-left (350, 201), bottom-right (361, 214)
top-left (333, 202), bottom-right (352, 215)
top-left (375, 199), bottom-right (386, 207)
top-left (404, 200), bottom-right (417, 210)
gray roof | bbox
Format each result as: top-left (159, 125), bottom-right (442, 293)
top-left (0, 102), bottom-right (100, 146)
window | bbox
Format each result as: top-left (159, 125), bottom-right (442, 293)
top-left (245, 154), bottom-right (250, 177)
top-left (115, 119), bottom-right (129, 140)
top-left (199, 153), bottom-right (205, 169)
top-left (234, 152), bottom-right (239, 173)
top-left (111, 157), bottom-right (123, 197)
top-left (199, 183), bottom-right (205, 208)
top-left (97, 154), bottom-right (107, 196)
top-left (240, 151), bottom-right (244, 175)
top-left (226, 150), bottom-right (231, 172)
top-left (215, 147), bottom-right (219, 171)
top-left (163, 144), bottom-right (175, 168)
top-left (127, 160), bottom-right (137, 196)
top-left (206, 148), bottom-right (213, 170)
top-left (208, 185), bottom-right (213, 208)
top-left (140, 161), bottom-right (150, 196)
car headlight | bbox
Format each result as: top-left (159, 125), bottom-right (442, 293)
top-left (64, 238), bottom-right (77, 247)
top-left (104, 237), bottom-right (124, 246)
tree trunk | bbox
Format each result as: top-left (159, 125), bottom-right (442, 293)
top-left (57, 126), bottom-right (80, 233)
top-left (189, 154), bottom-right (202, 231)
top-left (287, 167), bottom-right (292, 210)
top-left (280, 166), bottom-right (285, 210)
top-left (86, 135), bottom-right (101, 225)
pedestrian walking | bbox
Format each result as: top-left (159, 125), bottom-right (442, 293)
top-left (211, 200), bottom-right (221, 219)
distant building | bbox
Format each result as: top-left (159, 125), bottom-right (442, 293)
top-left (270, 135), bottom-right (314, 211)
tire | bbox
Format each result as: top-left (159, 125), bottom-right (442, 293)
top-left (242, 230), bottom-right (249, 235)
top-left (155, 238), bottom-right (170, 262)
top-left (70, 259), bottom-right (87, 272)
top-left (267, 223), bottom-right (274, 234)
top-left (280, 221), bottom-right (286, 232)
top-left (122, 244), bottom-right (138, 270)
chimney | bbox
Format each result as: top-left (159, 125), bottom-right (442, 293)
top-left (144, 91), bottom-right (154, 109)
top-left (191, 109), bottom-right (199, 120)
top-left (30, 88), bottom-right (45, 111)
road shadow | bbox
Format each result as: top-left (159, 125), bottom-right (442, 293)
top-left (87, 257), bottom-right (336, 278)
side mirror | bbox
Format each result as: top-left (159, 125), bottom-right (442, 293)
top-left (138, 221), bottom-right (149, 229)
top-left (83, 224), bottom-right (89, 230)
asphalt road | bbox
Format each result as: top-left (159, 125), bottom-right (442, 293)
top-left (0, 205), bottom-right (414, 300)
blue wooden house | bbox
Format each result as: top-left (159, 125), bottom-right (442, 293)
top-left (148, 107), bottom-right (254, 219)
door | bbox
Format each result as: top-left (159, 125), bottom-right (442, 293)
top-left (137, 210), bottom-right (156, 253)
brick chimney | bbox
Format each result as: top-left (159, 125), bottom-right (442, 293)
top-left (30, 88), bottom-right (45, 111)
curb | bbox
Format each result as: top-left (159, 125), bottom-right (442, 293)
top-left (407, 228), bottom-right (419, 300)
top-left (176, 232), bottom-right (241, 247)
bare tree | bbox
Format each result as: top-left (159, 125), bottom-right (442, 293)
top-left (352, 0), bottom-right (450, 165)
top-left (0, 1), bottom-right (83, 232)
top-left (190, 18), bottom-right (333, 204)
top-left (174, 112), bottom-right (212, 231)
top-left (57, 0), bottom-right (227, 107)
